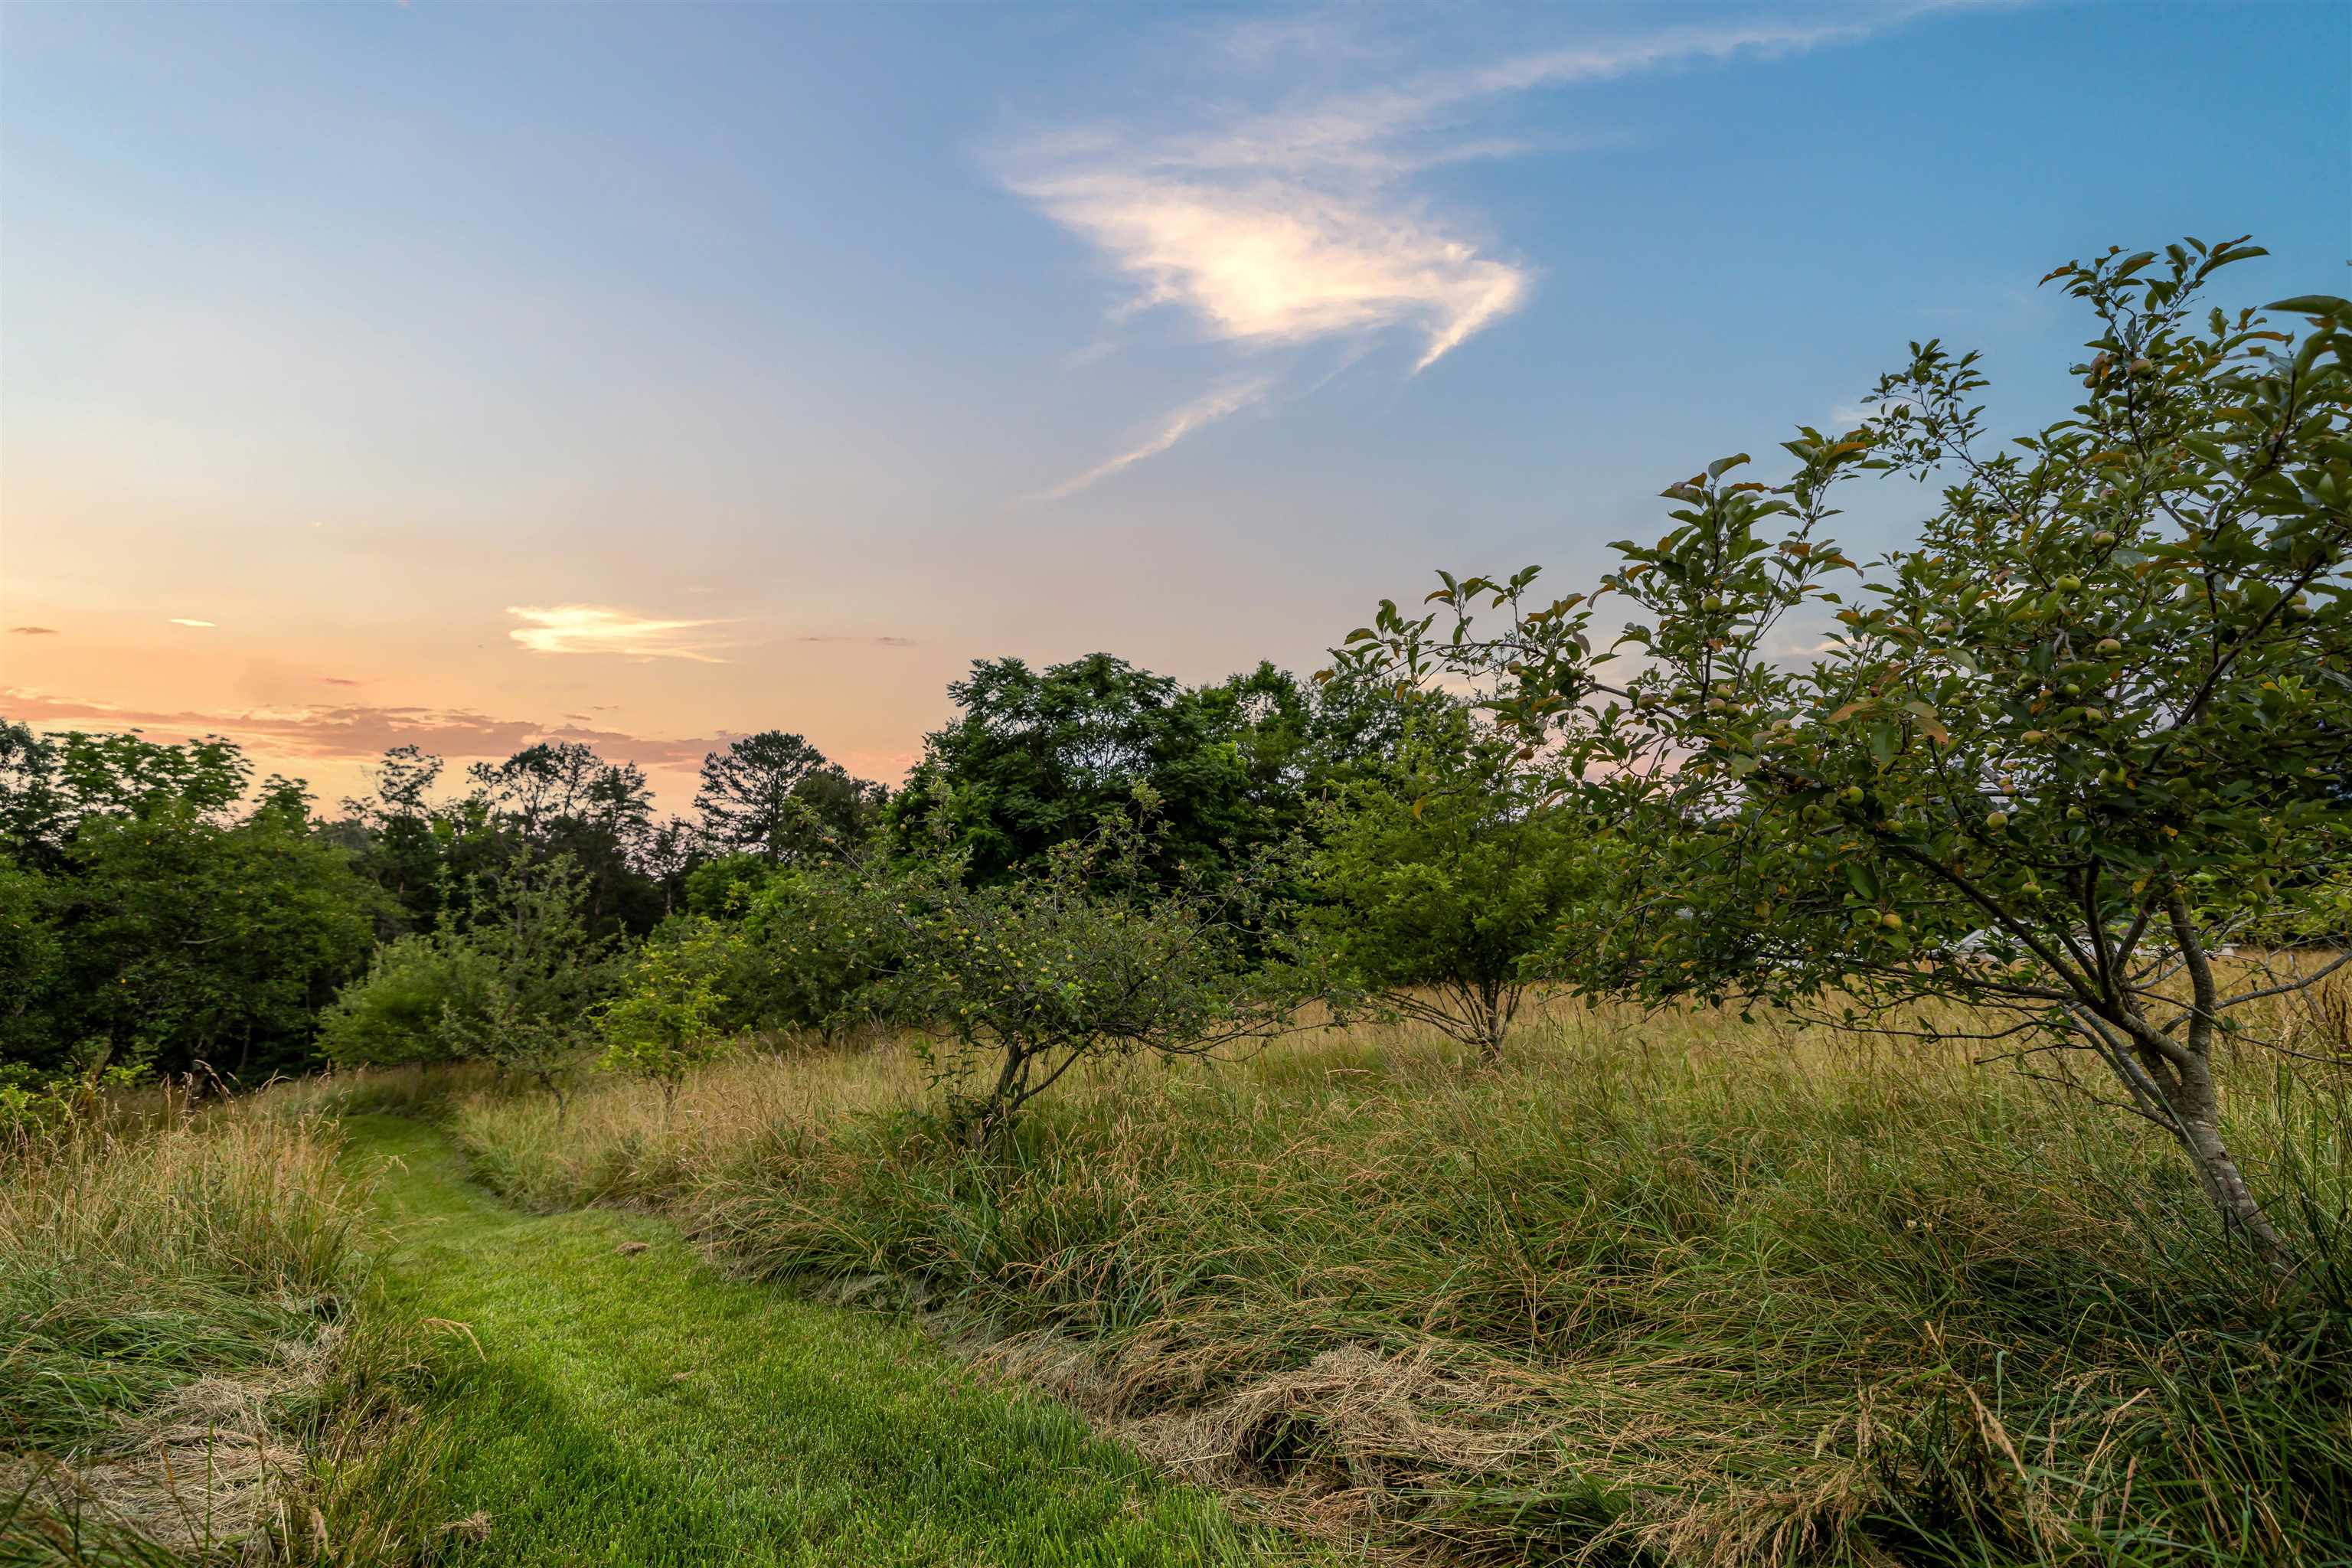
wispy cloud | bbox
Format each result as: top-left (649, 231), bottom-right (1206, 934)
top-left (7, 626), bottom-right (60, 636)
top-left (1007, 5), bottom-right (1958, 495)
top-left (1012, 172), bottom-right (1528, 376)
top-left (792, 633), bottom-right (920, 648)
top-left (505, 605), bottom-right (730, 662)
top-left (1034, 378), bottom-right (1272, 501)
top-left (321, 676), bottom-right (365, 687)
top-left (168, 618), bottom-right (217, 629)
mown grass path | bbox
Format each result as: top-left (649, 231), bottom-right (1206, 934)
top-left (341, 1117), bottom-right (1305, 1568)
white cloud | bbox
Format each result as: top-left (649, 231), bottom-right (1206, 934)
top-left (1016, 174), bottom-right (1529, 375)
top-left (1034, 378), bottom-right (1272, 501)
top-left (505, 605), bottom-right (730, 662)
top-left (168, 618), bottom-right (217, 628)
top-left (1008, 5), bottom-right (1962, 498)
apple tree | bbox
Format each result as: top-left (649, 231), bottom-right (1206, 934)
top-left (1331, 240), bottom-right (2348, 1273)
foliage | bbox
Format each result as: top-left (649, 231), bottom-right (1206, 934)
top-left (595, 917), bottom-right (737, 1106)
top-left (885, 656), bottom-right (1393, 886)
top-left (440, 858), bottom-right (613, 1106)
top-left (0, 859), bottom-right (64, 1068)
top-left (315, 929), bottom-right (497, 1069)
top-left (317, 858), bottom-right (614, 1102)
top-left (1333, 239), bottom-right (2350, 1272)
top-left (0, 747), bottom-right (387, 1079)
top-left (737, 866), bottom-right (892, 1040)
top-left (858, 802), bottom-right (1295, 1142)
top-left (694, 730), bottom-right (884, 864)
top-left (1305, 704), bottom-right (1609, 1061)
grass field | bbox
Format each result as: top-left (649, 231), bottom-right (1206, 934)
top-left (338, 1113), bottom-right (1312, 1567)
top-left (451, 1002), bottom-right (2352, 1566)
top-left (8, 1000), bottom-right (2347, 1566)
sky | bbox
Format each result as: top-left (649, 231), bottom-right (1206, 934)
top-left (2, 0), bottom-right (2347, 812)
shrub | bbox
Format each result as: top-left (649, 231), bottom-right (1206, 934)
top-left (315, 931), bottom-right (494, 1069)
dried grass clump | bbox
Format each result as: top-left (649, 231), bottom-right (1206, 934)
top-left (2, 1099), bottom-right (417, 1563)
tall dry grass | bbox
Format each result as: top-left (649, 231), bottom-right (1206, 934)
top-left (453, 999), bottom-right (2352, 1566)
top-left (0, 1093), bottom-right (429, 1565)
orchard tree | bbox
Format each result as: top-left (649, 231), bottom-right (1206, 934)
top-left (855, 798), bottom-right (1295, 1143)
top-left (1333, 240), bottom-right (2349, 1274)
top-left (1305, 703), bottom-right (1606, 1064)
top-left (596, 919), bottom-right (737, 1114)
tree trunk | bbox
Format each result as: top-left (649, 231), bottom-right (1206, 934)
top-left (2160, 1054), bottom-right (2298, 1278)
top-left (1478, 985), bottom-right (1505, 1067)
top-left (2102, 895), bottom-right (2301, 1278)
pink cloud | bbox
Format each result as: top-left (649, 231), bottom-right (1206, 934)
top-left (2, 688), bottom-right (724, 771)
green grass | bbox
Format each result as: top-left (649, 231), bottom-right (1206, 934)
top-left (342, 1115), bottom-right (1315, 1567)
top-left (450, 1011), bottom-right (2352, 1566)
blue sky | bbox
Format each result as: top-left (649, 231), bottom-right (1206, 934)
top-left (2, 1), bottom-right (2345, 802)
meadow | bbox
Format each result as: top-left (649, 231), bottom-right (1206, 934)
top-left (445, 996), bottom-right (2352, 1567)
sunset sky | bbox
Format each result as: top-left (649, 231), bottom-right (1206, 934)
top-left (3, 1), bottom-right (2345, 810)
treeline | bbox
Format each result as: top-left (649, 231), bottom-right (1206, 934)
top-left (0, 654), bottom-right (1478, 1095)
top-left (0, 714), bottom-right (860, 1082)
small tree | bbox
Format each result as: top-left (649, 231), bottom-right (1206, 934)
top-left (858, 802), bottom-right (1294, 1144)
top-left (596, 919), bottom-right (737, 1115)
top-left (1334, 240), bottom-right (2348, 1274)
top-left (1306, 707), bottom-right (1605, 1063)
top-left (446, 858), bottom-right (611, 1114)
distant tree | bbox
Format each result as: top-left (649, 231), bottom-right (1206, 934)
top-left (0, 723), bottom-right (67, 867)
top-left (57, 786), bottom-right (384, 1077)
top-left (337, 744), bottom-right (451, 930)
top-left (695, 731), bottom-right (880, 863)
top-left (1335, 240), bottom-right (2350, 1273)
top-left (0, 860), bottom-right (61, 1067)
top-left (886, 655), bottom-right (1389, 884)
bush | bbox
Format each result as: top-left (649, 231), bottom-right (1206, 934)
top-left (315, 931), bottom-right (495, 1068)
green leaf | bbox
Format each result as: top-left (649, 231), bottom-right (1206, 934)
top-left (2265, 295), bottom-right (2351, 318)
